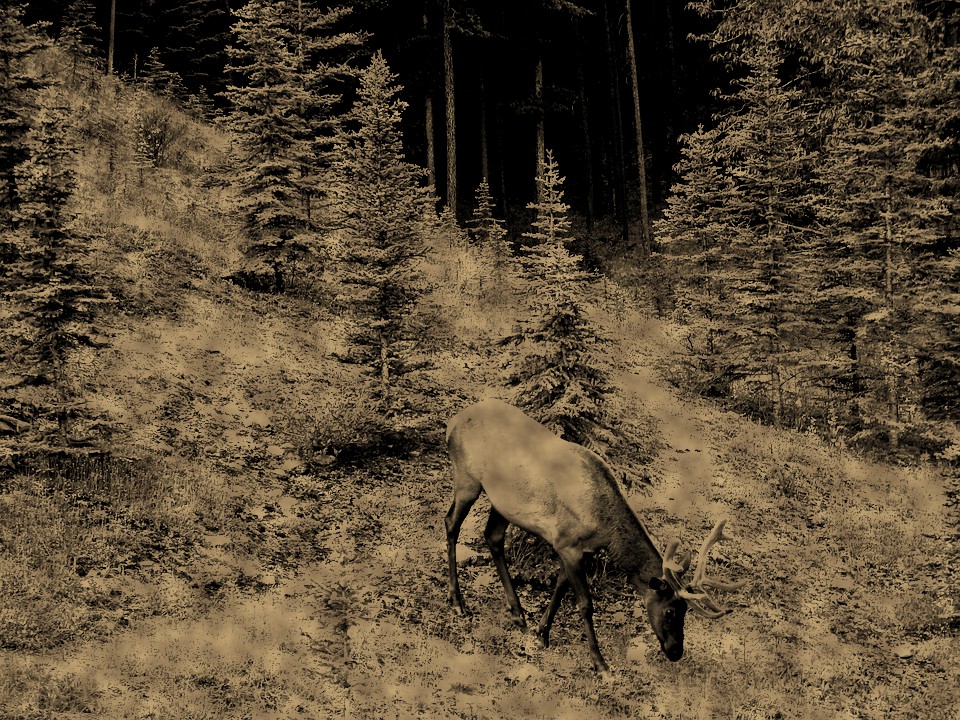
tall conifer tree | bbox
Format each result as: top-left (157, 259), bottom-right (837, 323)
top-left (0, 5), bottom-right (47, 227)
top-left (505, 150), bottom-right (607, 446)
top-left (223, 0), bottom-right (364, 292)
top-left (814, 0), bottom-right (953, 444)
top-left (2, 89), bottom-right (109, 447)
top-left (470, 177), bottom-right (511, 292)
top-left (333, 52), bottom-right (431, 409)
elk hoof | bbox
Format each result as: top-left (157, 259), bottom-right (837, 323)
top-left (597, 667), bottom-right (615, 684)
top-left (535, 629), bottom-right (550, 648)
top-left (509, 614), bottom-right (527, 631)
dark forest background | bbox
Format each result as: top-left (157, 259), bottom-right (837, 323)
top-left (21, 0), bottom-right (719, 231)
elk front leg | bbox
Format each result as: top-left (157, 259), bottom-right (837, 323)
top-left (484, 507), bottom-right (526, 629)
top-left (536, 569), bottom-right (569, 648)
top-left (561, 554), bottom-right (609, 675)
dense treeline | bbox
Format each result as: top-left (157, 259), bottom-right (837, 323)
top-left (22, 0), bottom-right (717, 240)
top-left (5, 0), bottom-right (960, 462)
top-left (657, 0), bottom-right (960, 457)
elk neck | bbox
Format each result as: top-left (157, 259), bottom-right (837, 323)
top-left (603, 497), bottom-right (665, 589)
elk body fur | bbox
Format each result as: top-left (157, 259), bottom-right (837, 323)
top-left (447, 399), bottom-right (664, 579)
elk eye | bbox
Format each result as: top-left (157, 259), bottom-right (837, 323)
top-left (664, 609), bottom-right (675, 622)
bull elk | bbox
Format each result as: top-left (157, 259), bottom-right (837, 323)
top-left (444, 399), bottom-right (746, 674)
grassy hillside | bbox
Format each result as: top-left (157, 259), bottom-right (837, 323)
top-left (1, 53), bottom-right (957, 719)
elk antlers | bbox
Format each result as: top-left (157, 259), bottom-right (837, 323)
top-left (662, 519), bottom-right (747, 619)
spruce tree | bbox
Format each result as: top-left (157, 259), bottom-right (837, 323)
top-left (660, 19), bottom-right (819, 427)
top-left (910, 35), bottom-right (960, 427)
top-left (60, 0), bottom-right (102, 81)
top-left (666, 0), bottom-right (959, 452)
top-left (469, 178), bottom-right (511, 295)
top-left (333, 52), bottom-right (431, 410)
top-left (814, 0), bottom-right (952, 445)
top-left (222, 0), bottom-right (306, 189)
top-left (162, 0), bottom-right (232, 98)
top-left (505, 149), bottom-right (608, 446)
top-left (140, 47), bottom-right (188, 99)
top-left (0, 5), bottom-right (47, 227)
top-left (223, 0), bottom-right (315, 292)
top-left (715, 37), bottom-right (817, 427)
top-left (295, 4), bottom-right (367, 221)
top-left (1, 89), bottom-right (109, 448)
top-left (655, 125), bottom-right (739, 395)
top-left (223, 0), bottom-right (364, 292)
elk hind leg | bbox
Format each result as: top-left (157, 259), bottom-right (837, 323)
top-left (445, 482), bottom-right (480, 614)
top-left (484, 507), bottom-right (526, 629)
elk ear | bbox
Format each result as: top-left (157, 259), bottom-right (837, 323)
top-left (648, 577), bottom-right (674, 598)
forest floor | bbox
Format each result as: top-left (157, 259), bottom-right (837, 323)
top-left (1, 69), bottom-right (958, 719)
top-left (1, 277), bottom-right (957, 719)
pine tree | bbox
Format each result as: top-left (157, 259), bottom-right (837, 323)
top-left (814, 0), bottom-right (953, 446)
top-left (1, 88), bottom-right (110, 448)
top-left (504, 149), bottom-right (608, 445)
top-left (659, 31), bottom-right (818, 426)
top-left (295, 4), bottom-right (367, 221)
top-left (0, 4), bottom-right (47, 227)
top-left (333, 52), bottom-right (431, 410)
top-left (715, 37), bottom-right (818, 427)
top-left (140, 47), bottom-right (188, 99)
top-left (668, 0), bottom-right (960, 453)
top-left (162, 0), bottom-right (232, 98)
top-left (655, 124), bottom-right (739, 395)
top-left (223, 0), bottom-right (315, 292)
top-left (469, 177), bottom-right (511, 293)
top-left (223, 0), bottom-right (364, 292)
top-left (910, 33), bottom-right (960, 427)
top-left (438, 203), bottom-right (468, 247)
top-left (60, 0), bottom-right (102, 81)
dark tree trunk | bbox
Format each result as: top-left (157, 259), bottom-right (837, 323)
top-left (625, 0), bottom-right (651, 253)
top-left (443, 0), bottom-right (457, 216)
top-left (535, 53), bottom-right (545, 200)
top-left (107, 0), bottom-right (116, 75)
top-left (574, 29), bottom-right (595, 226)
top-left (602, 0), bottom-right (628, 240)
top-left (424, 11), bottom-right (436, 190)
top-left (479, 71), bottom-right (489, 183)
top-left (496, 104), bottom-right (510, 219)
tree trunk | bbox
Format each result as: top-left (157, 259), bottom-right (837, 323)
top-left (884, 182), bottom-right (894, 303)
top-left (602, 0), bottom-right (628, 239)
top-left (379, 332), bottom-right (390, 406)
top-left (479, 72), bottom-right (489, 185)
top-left (535, 54), bottom-right (545, 200)
top-left (771, 362), bottom-right (783, 429)
top-left (107, 0), bottom-right (116, 75)
top-left (496, 105), bottom-right (510, 219)
top-left (883, 181), bottom-right (899, 447)
top-left (574, 29), bottom-right (595, 226)
top-left (624, 0), bottom-right (651, 253)
top-left (766, 182), bottom-right (783, 429)
top-left (426, 95), bottom-right (437, 190)
top-left (443, 0), bottom-right (457, 216)
top-left (423, 12), bottom-right (436, 191)
top-left (660, 0), bottom-right (679, 152)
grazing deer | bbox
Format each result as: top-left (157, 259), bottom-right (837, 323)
top-left (445, 399), bottom-right (745, 674)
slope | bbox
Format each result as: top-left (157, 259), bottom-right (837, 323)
top-left (0, 51), bottom-right (957, 720)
